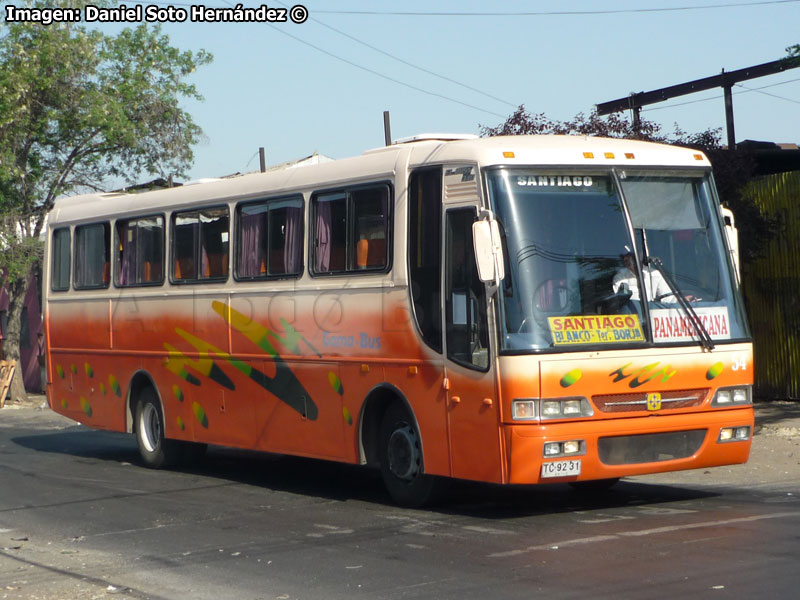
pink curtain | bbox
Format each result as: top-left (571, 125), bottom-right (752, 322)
top-left (315, 201), bottom-right (331, 272)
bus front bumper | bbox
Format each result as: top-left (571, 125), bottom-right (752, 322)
top-left (504, 407), bottom-right (754, 484)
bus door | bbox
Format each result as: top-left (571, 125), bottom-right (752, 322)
top-left (443, 206), bottom-right (502, 483)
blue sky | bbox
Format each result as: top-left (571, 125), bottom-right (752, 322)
top-left (109, 1), bottom-right (800, 179)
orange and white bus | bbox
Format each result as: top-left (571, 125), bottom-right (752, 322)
top-left (44, 135), bottom-right (754, 506)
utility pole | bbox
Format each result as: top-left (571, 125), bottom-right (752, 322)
top-left (722, 69), bottom-right (736, 150)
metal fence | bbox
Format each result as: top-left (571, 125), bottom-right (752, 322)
top-left (741, 170), bottom-right (800, 399)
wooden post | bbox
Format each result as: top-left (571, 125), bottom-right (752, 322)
top-left (723, 74), bottom-right (736, 150)
top-left (0, 360), bottom-right (17, 408)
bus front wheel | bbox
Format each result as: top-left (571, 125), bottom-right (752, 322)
top-left (378, 403), bottom-right (445, 507)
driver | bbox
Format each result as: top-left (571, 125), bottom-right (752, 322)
top-left (613, 250), bottom-right (676, 303)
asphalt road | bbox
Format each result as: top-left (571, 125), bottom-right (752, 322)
top-left (1, 399), bottom-right (799, 600)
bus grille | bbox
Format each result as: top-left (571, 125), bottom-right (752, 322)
top-left (598, 430), bottom-right (707, 465)
top-left (592, 388), bottom-right (708, 413)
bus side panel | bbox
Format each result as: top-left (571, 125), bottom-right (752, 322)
top-left (383, 362), bottom-right (450, 477)
top-left (48, 345), bottom-right (132, 433)
top-left (48, 300), bottom-right (125, 431)
top-left (119, 294), bottom-right (230, 355)
top-left (249, 359), bottom-right (345, 460)
top-left (307, 289), bottom-right (451, 476)
top-left (48, 299), bottom-right (110, 350)
top-left (48, 290), bottom-right (453, 472)
top-left (337, 362), bottom-right (384, 464)
top-left (156, 354), bottom-right (257, 449)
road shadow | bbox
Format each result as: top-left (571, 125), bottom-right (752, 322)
top-left (754, 399), bottom-right (800, 430)
top-left (12, 426), bottom-right (718, 518)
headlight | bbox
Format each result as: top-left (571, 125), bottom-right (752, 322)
top-left (539, 397), bottom-right (594, 420)
top-left (542, 400), bottom-right (562, 417)
top-left (511, 397), bottom-right (594, 421)
top-left (712, 386), bottom-right (752, 407)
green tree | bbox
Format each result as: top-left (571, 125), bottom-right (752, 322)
top-left (0, 2), bottom-right (212, 399)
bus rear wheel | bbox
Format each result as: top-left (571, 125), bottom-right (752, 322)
top-left (379, 403), bottom-right (445, 508)
top-left (135, 388), bottom-right (184, 469)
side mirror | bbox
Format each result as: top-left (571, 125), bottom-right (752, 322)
top-left (472, 215), bottom-right (505, 289)
top-left (721, 206), bottom-right (740, 281)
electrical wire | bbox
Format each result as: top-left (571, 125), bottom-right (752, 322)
top-left (205, 0), bottom-right (509, 117)
top-left (643, 77), bottom-right (800, 112)
top-left (313, 0), bottom-right (800, 17)
top-left (271, 0), bottom-right (517, 108)
top-left (735, 82), bottom-right (800, 105)
top-left (118, 1), bottom-right (510, 117)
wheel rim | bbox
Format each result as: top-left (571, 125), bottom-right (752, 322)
top-left (140, 403), bottom-right (161, 453)
top-left (387, 424), bottom-right (421, 481)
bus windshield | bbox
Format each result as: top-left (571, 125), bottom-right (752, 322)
top-left (487, 168), bottom-right (750, 352)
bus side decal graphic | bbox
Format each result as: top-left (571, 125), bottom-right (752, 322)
top-left (560, 368), bottom-right (582, 388)
top-left (609, 362), bottom-right (678, 388)
top-left (211, 300), bottom-right (321, 358)
top-left (707, 362), bottom-right (724, 380)
top-left (163, 303), bottom-right (321, 420)
top-left (165, 334), bottom-right (236, 390)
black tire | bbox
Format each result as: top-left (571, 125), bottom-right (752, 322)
top-left (135, 387), bottom-right (183, 468)
top-left (379, 403), bottom-right (446, 508)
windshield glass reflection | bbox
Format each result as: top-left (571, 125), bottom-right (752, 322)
top-left (487, 168), bottom-right (749, 352)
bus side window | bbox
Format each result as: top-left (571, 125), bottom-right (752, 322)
top-left (312, 184), bottom-right (391, 276)
top-left (115, 215), bottom-right (165, 287)
top-left (172, 207), bottom-right (229, 283)
top-left (51, 228), bottom-right (71, 292)
top-left (73, 223), bottom-right (110, 290)
top-left (313, 192), bottom-right (347, 273)
top-left (351, 186), bottom-right (389, 270)
top-left (236, 197), bottom-right (304, 279)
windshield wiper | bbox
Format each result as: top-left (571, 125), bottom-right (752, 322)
top-left (647, 256), bottom-right (715, 351)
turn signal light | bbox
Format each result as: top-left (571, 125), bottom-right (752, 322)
top-left (512, 399), bottom-right (537, 420)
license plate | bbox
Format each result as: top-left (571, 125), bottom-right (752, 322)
top-left (541, 459), bottom-right (582, 478)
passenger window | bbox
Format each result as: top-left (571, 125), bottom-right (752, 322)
top-left (172, 207), bottom-right (229, 282)
top-left (51, 228), bottom-right (71, 292)
top-left (352, 187), bottom-right (389, 270)
top-left (313, 192), bottom-right (347, 273)
top-left (312, 184), bottom-right (390, 275)
top-left (73, 223), bottom-right (110, 290)
top-left (115, 216), bottom-right (164, 287)
top-left (236, 197), bottom-right (303, 279)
